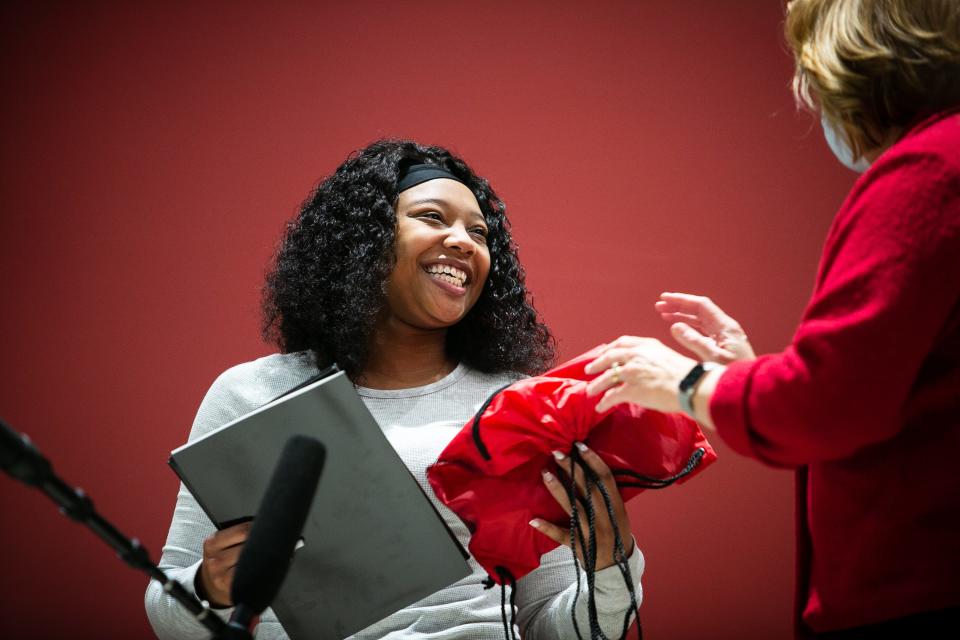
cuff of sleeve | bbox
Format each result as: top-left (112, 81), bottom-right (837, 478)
top-left (178, 561), bottom-right (202, 598)
top-left (709, 358), bottom-right (758, 458)
top-left (156, 560), bottom-right (204, 600)
top-left (591, 537), bottom-right (644, 612)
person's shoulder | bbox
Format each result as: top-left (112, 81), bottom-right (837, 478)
top-left (186, 353), bottom-right (319, 440)
top-left (839, 110), bottom-right (960, 252)
top-left (884, 109), bottom-right (960, 169)
top-left (855, 110), bottom-right (960, 207)
top-left (204, 352), bottom-right (319, 413)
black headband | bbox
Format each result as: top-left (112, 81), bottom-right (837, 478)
top-left (397, 163), bottom-right (466, 193)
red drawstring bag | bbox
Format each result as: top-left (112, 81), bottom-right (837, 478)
top-left (427, 345), bottom-right (718, 585)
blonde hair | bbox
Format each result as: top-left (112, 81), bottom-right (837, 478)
top-left (785, 0), bottom-right (960, 159)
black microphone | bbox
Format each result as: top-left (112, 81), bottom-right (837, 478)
top-left (224, 435), bottom-right (326, 636)
top-left (1, 417), bottom-right (52, 486)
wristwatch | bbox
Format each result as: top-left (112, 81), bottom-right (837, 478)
top-left (678, 362), bottom-right (719, 420)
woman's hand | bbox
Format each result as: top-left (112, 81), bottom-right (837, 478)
top-left (197, 521), bottom-right (252, 607)
top-left (655, 292), bottom-right (755, 363)
top-left (583, 294), bottom-right (755, 414)
top-left (584, 336), bottom-right (696, 413)
top-left (529, 442), bottom-right (634, 570)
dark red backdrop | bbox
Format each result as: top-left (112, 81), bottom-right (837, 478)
top-left (0, 1), bottom-right (855, 638)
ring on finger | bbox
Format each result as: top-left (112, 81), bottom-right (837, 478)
top-left (610, 362), bottom-right (623, 384)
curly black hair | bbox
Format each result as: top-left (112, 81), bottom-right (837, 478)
top-left (262, 139), bottom-right (555, 379)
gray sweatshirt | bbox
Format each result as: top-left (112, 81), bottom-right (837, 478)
top-left (144, 353), bottom-right (643, 639)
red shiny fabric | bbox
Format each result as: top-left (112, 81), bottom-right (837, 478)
top-left (427, 346), bottom-right (718, 584)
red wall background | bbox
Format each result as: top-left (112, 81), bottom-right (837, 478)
top-left (0, 2), bottom-right (856, 638)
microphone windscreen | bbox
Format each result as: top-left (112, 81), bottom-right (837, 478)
top-left (0, 418), bottom-right (50, 486)
top-left (0, 419), bottom-right (23, 471)
top-left (230, 435), bottom-right (325, 614)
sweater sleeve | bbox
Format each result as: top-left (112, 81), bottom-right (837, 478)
top-left (144, 365), bottom-right (265, 639)
top-left (711, 150), bottom-right (960, 467)
top-left (514, 539), bottom-right (644, 638)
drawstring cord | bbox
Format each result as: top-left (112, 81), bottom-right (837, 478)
top-left (472, 384), bottom-right (512, 461)
top-left (567, 446), bottom-right (640, 640)
top-left (482, 566), bottom-right (518, 640)
top-left (610, 447), bottom-right (706, 488)
top-left (567, 446), bottom-right (709, 639)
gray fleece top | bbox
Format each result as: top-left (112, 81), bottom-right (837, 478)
top-left (144, 353), bottom-right (643, 639)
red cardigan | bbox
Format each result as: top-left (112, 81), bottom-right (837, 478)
top-left (711, 109), bottom-right (960, 633)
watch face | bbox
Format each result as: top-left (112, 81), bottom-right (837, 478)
top-left (679, 363), bottom-right (707, 392)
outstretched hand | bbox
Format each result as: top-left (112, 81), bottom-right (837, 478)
top-left (583, 293), bottom-right (754, 415)
top-left (529, 442), bottom-right (634, 570)
top-left (655, 292), bottom-right (755, 363)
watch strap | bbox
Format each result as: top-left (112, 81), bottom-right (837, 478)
top-left (678, 361), bottom-right (718, 419)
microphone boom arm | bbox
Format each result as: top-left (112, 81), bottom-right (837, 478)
top-left (1, 419), bottom-right (237, 638)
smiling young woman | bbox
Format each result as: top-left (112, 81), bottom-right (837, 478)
top-left (369, 177), bottom-right (493, 389)
top-left (145, 140), bottom-right (645, 639)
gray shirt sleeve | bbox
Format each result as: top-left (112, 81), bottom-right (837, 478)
top-left (516, 539), bottom-right (644, 639)
top-left (143, 484), bottom-right (230, 640)
top-left (144, 363), bottom-right (277, 639)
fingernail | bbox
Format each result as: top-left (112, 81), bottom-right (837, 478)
top-left (552, 450), bottom-right (565, 461)
top-left (529, 519), bottom-right (541, 529)
top-left (542, 469), bottom-right (555, 482)
top-left (575, 442), bottom-right (589, 452)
